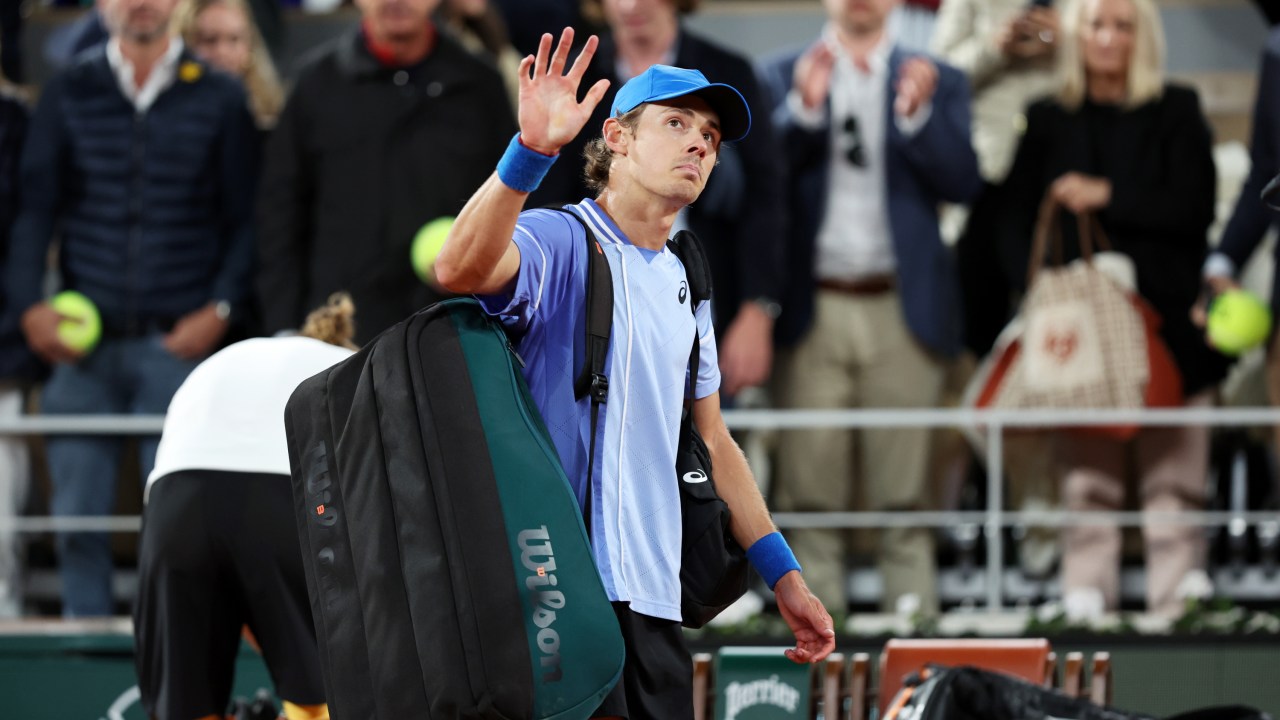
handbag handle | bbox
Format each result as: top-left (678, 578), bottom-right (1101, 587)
top-left (1026, 193), bottom-right (1115, 288)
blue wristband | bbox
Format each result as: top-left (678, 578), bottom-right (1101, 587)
top-left (497, 133), bottom-right (558, 193)
top-left (746, 532), bottom-right (801, 590)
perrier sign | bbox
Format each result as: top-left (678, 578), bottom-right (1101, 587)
top-left (714, 647), bottom-right (810, 720)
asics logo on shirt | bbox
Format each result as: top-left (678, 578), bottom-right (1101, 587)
top-left (683, 470), bottom-right (708, 484)
top-left (678, 281), bottom-right (688, 304)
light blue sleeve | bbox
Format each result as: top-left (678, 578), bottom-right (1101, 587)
top-left (476, 209), bottom-right (582, 335)
top-left (693, 298), bottom-right (721, 399)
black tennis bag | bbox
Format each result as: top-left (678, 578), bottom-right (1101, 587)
top-left (885, 664), bottom-right (1271, 720)
top-left (285, 299), bottom-right (624, 720)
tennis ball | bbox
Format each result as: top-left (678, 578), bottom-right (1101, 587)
top-left (412, 216), bottom-right (455, 284)
top-left (1207, 289), bottom-right (1272, 356)
top-left (50, 290), bottom-right (102, 354)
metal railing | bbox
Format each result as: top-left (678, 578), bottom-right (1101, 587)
top-left (3, 407), bottom-right (1280, 610)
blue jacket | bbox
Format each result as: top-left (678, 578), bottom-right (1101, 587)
top-left (7, 45), bottom-right (258, 336)
top-left (759, 45), bottom-right (981, 357)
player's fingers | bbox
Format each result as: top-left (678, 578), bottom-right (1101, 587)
top-left (518, 54), bottom-right (535, 87)
top-left (567, 34), bottom-right (599, 84)
top-left (533, 33), bottom-right (552, 78)
top-left (580, 78), bottom-right (612, 111)
top-left (549, 26), bottom-right (574, 76)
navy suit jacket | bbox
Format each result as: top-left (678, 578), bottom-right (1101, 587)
top-left (759, 45), bottom-right (981, 357)
top-left (1219, 27), bottom-right (1280, 311)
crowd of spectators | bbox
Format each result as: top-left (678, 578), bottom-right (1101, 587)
top-left (0, 0), bottom-right (1277, 623)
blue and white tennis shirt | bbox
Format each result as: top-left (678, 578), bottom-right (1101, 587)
top-left (479, 198), bottom-right (720, 621)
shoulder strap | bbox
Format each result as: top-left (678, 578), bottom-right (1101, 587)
top-left (668, 229), bottom-right (713, 306)
top-left (545, 206), bottom-right (613, 405)
top-left (668, 229), bottom-right (712, 450)
top-left (544, 205), bottom-right (613, 533)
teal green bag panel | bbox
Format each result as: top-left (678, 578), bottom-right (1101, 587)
top-left (451, 302), bottom-right (625, 719)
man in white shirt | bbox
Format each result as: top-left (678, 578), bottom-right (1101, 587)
top-left (760, 0), bottom-right (981, 618)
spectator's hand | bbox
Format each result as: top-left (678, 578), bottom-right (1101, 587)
top-left (894, 57), bottom-right (938, 119)
top-left (793, 39), bottom-right (836, 111)
top-left (719, 302), bottom-right (774, 397)
top-left (1051, 172), bottom-right (1112, 214)
top-left (774, 571), bottom-right (836, 664)
top-left (20, 302), bottom-right (83, 364)
top-left (1191, 275), bottom-right (1238, 328)
top-left (1001, 7), bottom-right (1059, 60)
top-left (163, 303), bottom-right (228, 360)
top-left (517, 27), bottom-right (610, 156)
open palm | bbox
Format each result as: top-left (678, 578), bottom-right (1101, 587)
top-left (518, 28), bottom-right (611, 155)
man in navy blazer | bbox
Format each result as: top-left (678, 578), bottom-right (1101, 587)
top-left (760, 0), bottom-right (980, 617)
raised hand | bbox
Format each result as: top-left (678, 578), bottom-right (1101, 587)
top-left (793, 38), bottom-right (836, 111)
top-left (517, 28), bottom-right (611, 156)
top-left (894, 57), bottom-right (939, 119)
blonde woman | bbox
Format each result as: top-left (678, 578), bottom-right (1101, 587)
top-left (999, 0), bottom-right (1227, 617)
top-left (175, 0), bottom-right (284, 129)
top-left (133, 294), bottom-right (358, 720)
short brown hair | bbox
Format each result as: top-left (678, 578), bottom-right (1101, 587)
top-left (582, 107), bottom-right (644, 195)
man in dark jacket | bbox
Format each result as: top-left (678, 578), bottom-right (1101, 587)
top-left (6, 0), bottom-right (258, 617)
top-left (256, 0), bottom-right (515, 344)
top-left (530, 0), bottom-right (787, 398)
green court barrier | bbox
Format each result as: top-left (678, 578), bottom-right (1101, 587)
top-left (714, 646), bottom-right (810, 720)
top-left (0, 632), bottom-right (275, 720)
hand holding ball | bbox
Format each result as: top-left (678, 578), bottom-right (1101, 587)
top-left (50, 291), bottom-right (102, 354)
top-left (412, 217), bottom-right (455, 285)
top-left (1206, 289), bottom-right (1272, 356)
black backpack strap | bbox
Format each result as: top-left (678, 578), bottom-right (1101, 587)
top-left (544, 206), bottom-right (613, 405)
top-left (668, 229), bottom-right (713, 306)
top-left (544, 206), bottom-right (613, 532)
top-left (668, 229), bottom-right (712, 446)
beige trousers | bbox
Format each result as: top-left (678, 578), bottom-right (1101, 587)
top-left (774, 290), bottom-right (946, 614)
top-left (1056, 391), bottom-right (1213, 616)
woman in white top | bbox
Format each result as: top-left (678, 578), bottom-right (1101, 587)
top-left (133, 294), bottom-right (357, 720)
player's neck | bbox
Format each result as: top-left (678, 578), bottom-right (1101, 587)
top-left (595, 189), bottom-right (680, 251)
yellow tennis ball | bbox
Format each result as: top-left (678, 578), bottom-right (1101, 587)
top-left (1207, 289), bottom-right (1272, 356)
top-left (412, 216), bottom-right (455, 284)
top-left (50, 290), bottom-right (102, 354)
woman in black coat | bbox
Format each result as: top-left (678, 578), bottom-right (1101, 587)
top-left (1000, 0), bottom-right (1227, 618)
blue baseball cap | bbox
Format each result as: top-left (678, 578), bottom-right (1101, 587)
top-left (610, 65), bottom-right (752, 143)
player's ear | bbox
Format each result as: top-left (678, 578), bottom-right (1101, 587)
top-left (602, 115), bottom-right (630, 156)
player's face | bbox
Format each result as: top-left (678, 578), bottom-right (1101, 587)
top-left (622, 98), bottom-right (721, 207)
